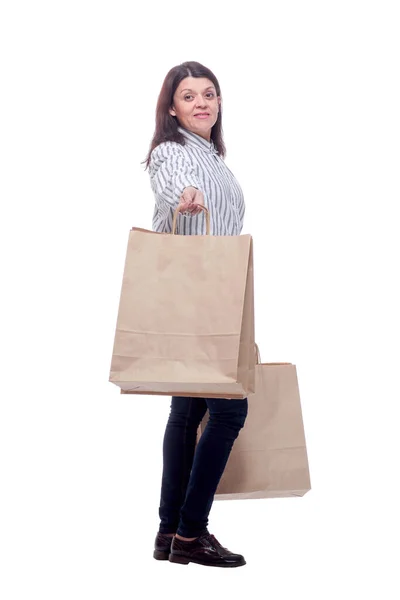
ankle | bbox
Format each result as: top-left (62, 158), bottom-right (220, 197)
top-left (175, 533), bottom-right (198, 541)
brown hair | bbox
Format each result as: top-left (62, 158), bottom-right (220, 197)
top-left (142, 61), bottom-right (226, 170)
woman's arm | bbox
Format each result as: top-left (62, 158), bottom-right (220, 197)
top-left (149, 142), bottom-right (202, 212)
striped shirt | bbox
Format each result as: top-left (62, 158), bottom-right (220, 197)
top-left (148, 125), bottom-right (245, 235)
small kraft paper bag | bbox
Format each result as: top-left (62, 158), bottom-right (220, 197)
top-left (109, 207), bottom-right (255, 398)
top-left (197, 345), bottom-right (311, 499)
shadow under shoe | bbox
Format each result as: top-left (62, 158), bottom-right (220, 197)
top-left (153, 532), bottom-right (174, 560)
top-left (169, 533), bottom-right (246, 568)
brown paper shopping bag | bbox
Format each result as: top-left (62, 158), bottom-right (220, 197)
top-left (109, 207), bottom-right (255, 398)
top-left (197, 346), bottom-right (311, 499)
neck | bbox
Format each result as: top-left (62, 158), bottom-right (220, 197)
top-left (179, 125), bottom-right (211, 143)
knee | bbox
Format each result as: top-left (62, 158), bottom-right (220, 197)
top-left (167, 410), bottom-right (202, 430)
top-left (208, 399), bottom-right (248, 437)
top-left (167, 398), bottom-right (206, 430)
top-left (234, 401), bottom-right (248, 430)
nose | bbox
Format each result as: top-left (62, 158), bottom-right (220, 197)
top-left (195, 94), bottom-right (208, 109)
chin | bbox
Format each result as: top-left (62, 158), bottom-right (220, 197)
top-left (192, 121), bottom-right (211, 130)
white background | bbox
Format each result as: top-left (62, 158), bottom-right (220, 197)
top-left (1, 0), bottom-right (399, 598)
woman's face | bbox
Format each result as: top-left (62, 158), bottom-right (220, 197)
top-left (169, 77), bottom-right (221, 141)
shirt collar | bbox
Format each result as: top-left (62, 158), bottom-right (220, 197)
top-left (177, 125), bottom-right (218, 156)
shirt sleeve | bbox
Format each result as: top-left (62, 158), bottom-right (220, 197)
top-left (148, 142), bottom-right (201, 210)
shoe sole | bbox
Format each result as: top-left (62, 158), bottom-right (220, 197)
top-left (153, 550), bottom-right (170, 561)
top-left (169, 553), bottom-right (246, 567)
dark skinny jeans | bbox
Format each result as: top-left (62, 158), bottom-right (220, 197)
top-left (158, 395), bottom-right (248, 538)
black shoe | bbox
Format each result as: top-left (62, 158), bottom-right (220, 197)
top-left (169, 532), bottom-right (246, 568)
top-left (153, 532), bottom-right (174, 560)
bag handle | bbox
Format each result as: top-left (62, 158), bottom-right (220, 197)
top-left (254, 344), bottom-right (292, 366)
top-left (172, 205), bottom-right (210, 235)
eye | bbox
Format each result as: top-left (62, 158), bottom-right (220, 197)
top-left (184, 92), bottom-right (215, 101)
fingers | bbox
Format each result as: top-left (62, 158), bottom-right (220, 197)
top-left (187, 203), bottom-right (204, 216)
top-left (180, 188), bottom-right (196, 205)
top-left (178, 189), bottom-right (204, 216)
top-left (179, 202), bottom-right (204, 215)
top-left (191, 205), bottom-right (203, 216)
top-left (178, 202), bottom-right (189, 213)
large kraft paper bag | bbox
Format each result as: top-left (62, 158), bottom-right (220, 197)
top-left (109, 223), bottom-right (255, 398)
top-left (197, 352), bottom-right (311, 499)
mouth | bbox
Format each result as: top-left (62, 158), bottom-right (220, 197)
top-left (194, 113), bottom-right (210, 118)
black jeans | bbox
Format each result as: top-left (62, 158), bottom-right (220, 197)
top-left (158, 395), bottom-right (248, 538)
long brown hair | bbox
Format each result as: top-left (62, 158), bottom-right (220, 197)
top-left (142, 61), bottom-right (226, 170)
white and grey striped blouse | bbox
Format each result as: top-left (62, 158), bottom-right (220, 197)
top-left (148, 125), bottom-right (245, 235)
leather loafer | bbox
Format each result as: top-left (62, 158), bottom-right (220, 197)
top-left (153, 532), bottom-right (174, 560)
top-left (169, 532), bottom-right (246, 568)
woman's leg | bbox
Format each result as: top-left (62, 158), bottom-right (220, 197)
top-left (158, 396), bottom-right (208, 534)
top-left (176, 397), bottom-right (248, 538)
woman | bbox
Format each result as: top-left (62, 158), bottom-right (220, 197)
top-left (144, 61), bottom-right (248, 568)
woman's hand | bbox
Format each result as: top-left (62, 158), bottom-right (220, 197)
top-left (178, 186), bottom-right (205, 216)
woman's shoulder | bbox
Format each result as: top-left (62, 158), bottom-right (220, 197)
top-left (150, 140), bottom-right (185, 161)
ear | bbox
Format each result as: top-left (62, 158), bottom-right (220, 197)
top-left (169, 106), bottom-right (176, 117)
